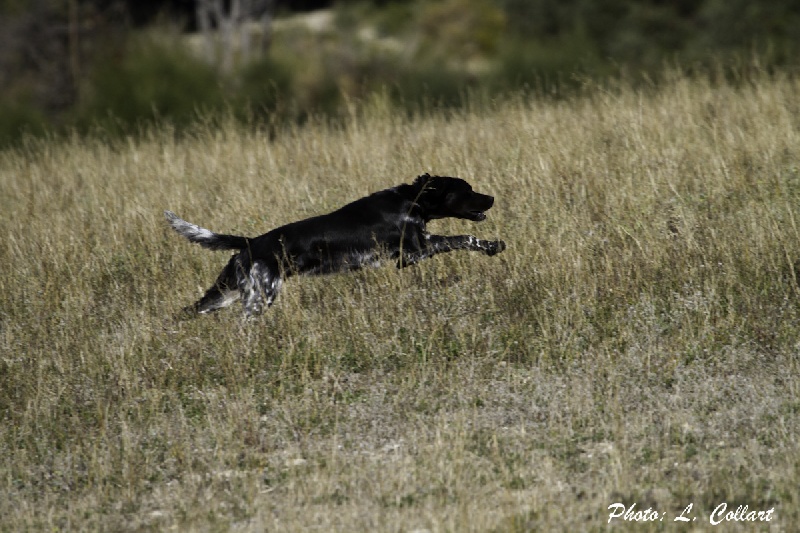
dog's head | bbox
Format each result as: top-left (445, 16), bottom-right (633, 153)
top-left (412, 173), bottom-right (495, 222)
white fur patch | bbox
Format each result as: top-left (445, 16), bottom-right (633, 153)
top-left (240, 261), bottom-right (283, 316)
top-left (398, 213), bottom-right (423, 231)
top-left (352, 251), bottom-right (382, 269)
top-left (177, 220), bottom-right (214, 242)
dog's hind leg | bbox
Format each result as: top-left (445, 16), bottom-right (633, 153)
top-left (186, 255), bottom-right (240, 314)
top-left (238, 259), bottom-right (283, 317)
top-left (191, 285), bottom-right (239, 314)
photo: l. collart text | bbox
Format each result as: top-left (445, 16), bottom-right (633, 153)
top-left (608, 502), bottom-right (776, 525)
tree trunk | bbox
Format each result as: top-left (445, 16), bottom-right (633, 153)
top-left (195, 0), bottom-right (216, 65)
top-left (195, 0), bottom-right (274, 72)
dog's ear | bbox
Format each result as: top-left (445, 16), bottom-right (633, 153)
top-left (413, 173), bottom-right (432, 188)
top-left (414, 174), bottom-right (450, 211)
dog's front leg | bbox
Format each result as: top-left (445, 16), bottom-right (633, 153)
top-left (397, 235), bottom-right (506, 268)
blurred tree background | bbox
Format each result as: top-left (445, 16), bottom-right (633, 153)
top-left (1, 0), bottom-right (799, 146)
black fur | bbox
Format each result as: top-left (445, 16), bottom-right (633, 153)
top-left (166, 173), bottom-right (506, 316)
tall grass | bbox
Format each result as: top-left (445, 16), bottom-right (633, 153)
top-left (1, 70), bottom-right (799, 531)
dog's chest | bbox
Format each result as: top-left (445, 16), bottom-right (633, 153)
top-left (347, 250), bottom-right (383, 270)
top-left (398, 213), bottom-right (424, 229)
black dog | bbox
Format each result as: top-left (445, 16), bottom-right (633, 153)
top-left (165, 173), bottom-right (506, 316)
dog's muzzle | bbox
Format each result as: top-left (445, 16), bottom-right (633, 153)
top-left (468, 194), bottom-right (494, 221)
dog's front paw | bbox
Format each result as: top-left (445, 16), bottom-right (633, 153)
top-left (486, 240), bottom-right (506, 256)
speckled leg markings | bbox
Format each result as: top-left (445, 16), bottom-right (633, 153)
top-left (398, 235), bottom-right (506, 268)
top-left (239, 261), bottom-right (283, 317)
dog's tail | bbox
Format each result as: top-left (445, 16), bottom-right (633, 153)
top-left (164, 211), bottom-right (249, 251)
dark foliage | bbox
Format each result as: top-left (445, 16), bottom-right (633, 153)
top-left (1, 0), bottom-right (800, 147)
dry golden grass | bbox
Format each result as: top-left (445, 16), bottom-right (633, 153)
top-left (2, 71), bottom-right (800, 531)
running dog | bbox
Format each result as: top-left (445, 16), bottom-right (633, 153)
top-left (165, 173), bottom-right (506, 316)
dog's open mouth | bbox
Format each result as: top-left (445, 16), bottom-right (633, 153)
top-left (469, 210), bottom-right (487, 221)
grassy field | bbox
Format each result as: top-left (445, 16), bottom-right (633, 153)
top-left (2, 70), bottom-right (800, 531)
